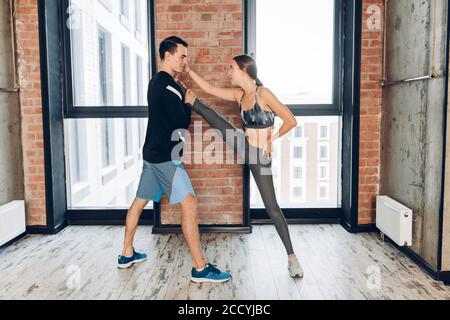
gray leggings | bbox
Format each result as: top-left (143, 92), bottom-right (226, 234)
top-left (192, 99), bottom-right (295, 255)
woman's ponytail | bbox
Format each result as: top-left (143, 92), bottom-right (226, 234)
top-left (234, 55), bottom-right (263, 87)
top-left (255, 78), bottom-right (264, 87)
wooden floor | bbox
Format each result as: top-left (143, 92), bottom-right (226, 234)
top-left (0, 224), bottom-right (449, 300)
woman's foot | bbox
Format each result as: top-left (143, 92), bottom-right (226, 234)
top-left (288, 254), bottom-right (304, 278)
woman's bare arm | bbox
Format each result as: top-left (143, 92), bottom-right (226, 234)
top-left (187, 68), bottom-right (243, 103)
top-left (259, 87), bottom-right (298, 142)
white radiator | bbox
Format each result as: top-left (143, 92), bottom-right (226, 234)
top-left (376, 196), bottom-right (412, 246)
top-left (0, 201), bottom-right (26, 247)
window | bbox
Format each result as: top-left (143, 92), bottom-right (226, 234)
top-left (290, 179), bottom-right (305, 203)
top-left (247, 0), bottom-right (343, 213)
top-left (293, 146), bottom-right (303, 159)
top-left (294, 126), bottom-right (303, 138)
top-left (293, 167), bottom-right (303, 180)
top-left (120, 0), bottom-right (130, 28)
top-left (138, 118), bottom-right (147, 149)
top-left (271, 145), bottom-right (277, 159)
top-left (98, 29), bottom-right (111, 106)
top-left (108, 197), bottom-right (118, 206)
top-left (319, 165), bottom-right (328, 180)
top-left (272, 166), bottom-right (278, 180)
top-left (66, 118), bottom-right (152, 210)
top-left (319, 125), bottom-right (329, 139)
top-left (126, 182), bottom-right (135, 205)
top-left (69, 120), bottom-right (85, 184)
top-left (135, 0), bottom-right (142, 35)
top-left (251, 117), bottom-right (340, 209)
top-left (121, 45), bottom-right (131, 105)
top-left (247, 0), bottom-right (342, 113)
top-left (62, 1), bottom-right (154, 215)
top-left (120, 0), bottom-right (128, 16)
top-left (65, 0), bottom-right (152, 116)
top-left (101, 119), bottom-right (115, 168)
top-left (293, 187), bottom-right (303, 198)
top-left (136, 55), bottom-right (144, 105)
top-left (319, 145), bottom-right (328, 160)
top-left (124, 119), bottom-right (133, 158)
top-left (318, 183), bottom-right (329, 200)
top-left (98, 0), bottom-right (112, 11)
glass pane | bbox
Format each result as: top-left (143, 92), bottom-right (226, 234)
top-left (255, 0), bottom-right (335, 105)
top-left (250, 116), bottom-right (341, 208)
top-left (65, 118), bottom-right (151, 209)
top-left (68, 0), bottom-right (150, 107)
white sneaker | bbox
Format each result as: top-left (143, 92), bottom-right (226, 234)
top-left (288, 255), bottom-right (304, 278)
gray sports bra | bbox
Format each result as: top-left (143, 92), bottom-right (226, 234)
top-left (239, 86), bottom-right (275, 129)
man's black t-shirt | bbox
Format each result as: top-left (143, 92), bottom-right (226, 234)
top-left (142, 71), bottom-right (192, 163)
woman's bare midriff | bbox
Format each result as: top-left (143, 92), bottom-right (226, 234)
top-left (240, 93), bottom-right (274, 157)
top-left (244, 127), bottom-right (274, 156)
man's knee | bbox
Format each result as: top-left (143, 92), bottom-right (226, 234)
top-left (181, 193), bottom-right (198, 210)
top-left (132, 198), bottom-right (149, 211)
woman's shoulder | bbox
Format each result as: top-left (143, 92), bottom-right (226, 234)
top-left (257, 86), bottom-right (272, 95)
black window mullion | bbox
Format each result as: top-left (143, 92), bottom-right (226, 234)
top-left (61, 0), bottom-right (75, 118)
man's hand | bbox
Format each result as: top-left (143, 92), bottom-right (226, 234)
top-left (177, 80), bottom-right (188, 96)
top-left (184, 89), bottom-right (197, 106)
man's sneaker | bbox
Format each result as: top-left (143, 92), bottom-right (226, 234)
top-left (191, 263), bottom-right (232, 283)
top-left (117, 248), bottom-right (147, 269)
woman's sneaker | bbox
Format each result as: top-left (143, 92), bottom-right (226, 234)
top-left (117, 248), bottom-right (147, 269)
top-left (288, 255), bottom-right (304, 278)
top-left (191, 263), bottom-right (232, 283)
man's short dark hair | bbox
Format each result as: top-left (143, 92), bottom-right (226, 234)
top-left (159, 36), bottom-right (189, 61)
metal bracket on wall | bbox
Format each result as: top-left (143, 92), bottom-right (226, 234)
top-left (381, 69), bottom-right (442, 87)
top-left (381, 0), bottom-right (444, 88)
top-left (0, 87), bottom-right (19, 93)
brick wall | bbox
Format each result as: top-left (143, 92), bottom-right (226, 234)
top-left (14, 0), bottom-right (384, 227)
top-left (358, 0), bottom-right (384, 225)
top-left (14, 0), bottom-right (46, 226)
top-left (155, 0), bottom-right (244, 225)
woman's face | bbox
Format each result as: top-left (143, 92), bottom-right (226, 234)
top-left (226, 59), bottom-right (245, 86)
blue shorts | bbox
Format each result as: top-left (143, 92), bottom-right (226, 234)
top-left (136, 160), bottom-right (196, 205)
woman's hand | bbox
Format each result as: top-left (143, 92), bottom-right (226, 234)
top-left (184, 66), bottom-right (240, 102)
top-left (184, 89), bottom-right (197, 106)
top-left (262, 141), bottom-right (273, 159)
top-left (183, 64), bottom-right (191, 75)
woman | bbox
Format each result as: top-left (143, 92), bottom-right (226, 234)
top-left (182, 55), bottom-right (303, 278)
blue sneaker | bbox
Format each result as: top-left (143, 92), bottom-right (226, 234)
top-left (191, 263), bottom-right (232, 283)
top-left (117, 248), bottom-right (147, 269)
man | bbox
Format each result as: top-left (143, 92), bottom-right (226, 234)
top-left (117, 36), bottom-right (231, 283)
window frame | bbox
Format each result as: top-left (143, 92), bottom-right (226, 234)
top-left (246, 0), bottom-right (343, 116)
top-left (245, 0), bottom-right (361, 224)
top-left (61, 0), bottom-right (156, 119)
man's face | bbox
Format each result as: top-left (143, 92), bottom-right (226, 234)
top-left (226, 59), bottom-right (243, 86)
top-left (167, 44), bottom-right (188, 73)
